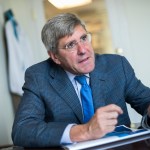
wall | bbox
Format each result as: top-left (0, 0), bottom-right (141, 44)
top-left (105, 0), bottom-right (150, 123)
top-left (0, 4), bottom-right (14, 145)
top-left (0, 0), bottom-right (47, 145)
top-left (44, 0), bottom-right (114, 54)
top-left (123, 0), bottom-right (150, 86)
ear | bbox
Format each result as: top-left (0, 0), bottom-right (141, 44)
top-left (48, 51), bottom-right (61, 64)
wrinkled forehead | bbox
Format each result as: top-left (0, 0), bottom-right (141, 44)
top-left (58, 25), bottom-right (87, 45)
top-left (58, 24), bottom-right (87, 40)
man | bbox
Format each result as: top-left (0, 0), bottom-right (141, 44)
top-left (12, 13), bottom-right (150, 147)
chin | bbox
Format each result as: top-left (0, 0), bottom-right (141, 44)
top-left (82, 65), bottom-right (95, 74)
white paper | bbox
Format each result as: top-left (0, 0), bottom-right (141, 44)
top-left (62, 125), bottom-right (150, 150)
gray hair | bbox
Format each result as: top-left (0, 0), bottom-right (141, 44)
top-left (41, 13), bottom-right (87, 53)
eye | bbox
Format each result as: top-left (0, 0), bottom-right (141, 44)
top-left (65, 41), bottom-right (77, 49)
top-left (80, 34), bottom-right (87, 42)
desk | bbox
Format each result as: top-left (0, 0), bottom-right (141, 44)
top-left (1, 123), bottom-right (149, 150)
top-left (108, 139), bottom-right (150, 150)
top-left (1, 139), bottom-right (150, 150)
top-left (88, 139), bottom-right (150, 150)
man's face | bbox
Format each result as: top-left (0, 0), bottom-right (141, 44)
top-left (49, 25), bottom-right (95, 75)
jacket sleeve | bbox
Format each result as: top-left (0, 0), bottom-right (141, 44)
top-left (12, 68), bottom-right (69, 147)
top-left (122, 56), bottom-right (150, 115)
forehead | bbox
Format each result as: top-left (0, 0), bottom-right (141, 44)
top-left (59, 25), bottom-right (87, 43)
top-left (70, 24), bottom-right (87, 36)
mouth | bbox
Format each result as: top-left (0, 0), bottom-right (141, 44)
top-left (78, 57), bottom-right (89, 63)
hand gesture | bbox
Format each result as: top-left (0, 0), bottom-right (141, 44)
top-left (70, 104), bottom-right (123, 142)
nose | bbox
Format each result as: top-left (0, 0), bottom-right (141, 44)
top-left (77, 42), bottom-right (86, 54)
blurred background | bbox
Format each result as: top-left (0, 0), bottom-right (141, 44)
top-left (0, 0), bottom-right (150, 146)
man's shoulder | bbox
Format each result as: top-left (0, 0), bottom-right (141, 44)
top-left (25, 58), bottom-right (54, 74)
top-left (94, 54), bottom-right (129, 73)
top-left (95, 53), bottom-right (123, 59)
top-left (95, 53), bottom-right (124, 64)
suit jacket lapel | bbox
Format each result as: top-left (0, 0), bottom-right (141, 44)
top-left (90, 70), bottom-right (107, 112)
top-left (49, 65), bottom-right (83, 123)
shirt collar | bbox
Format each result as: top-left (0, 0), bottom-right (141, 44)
top-left (65, 71), bottom-right (90, 82)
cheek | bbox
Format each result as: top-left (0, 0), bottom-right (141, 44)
top-left (66, 53), bottom-right (77, 62)
top-left (59, 53), bottom-right (77, 65)
top-left (67, 57), bottom-right (77, 67)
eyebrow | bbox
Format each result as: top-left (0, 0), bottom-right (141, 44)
top-left (65, 33), bottom-right (87, 44)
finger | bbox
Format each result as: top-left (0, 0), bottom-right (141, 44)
top-left (106, 112), bottom-right (119, 119)
top-left (105, 119), bottom-right (118, 126)
top-left (106, 125), bottom-right (116, 132)
top-left (100, 125), bottom-right (116, 135)
top-left (101, 104), bottom-right (123, 114)
top-left (98, 112), bottom-right (119, 121)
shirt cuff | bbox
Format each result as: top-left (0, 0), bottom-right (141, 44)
top-left (141, 113), bottom-right (150, 129)
top-left (60, 124), bottom-right (76, 144)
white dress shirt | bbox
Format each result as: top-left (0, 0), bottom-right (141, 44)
top-left (60, 71), bottom-right (89, 144)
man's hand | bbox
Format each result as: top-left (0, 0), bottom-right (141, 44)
top-left (70, 104), bottom-right (123, 142)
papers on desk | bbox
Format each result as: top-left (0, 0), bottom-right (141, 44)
top-left (62, 125), bottom-right (150, 150)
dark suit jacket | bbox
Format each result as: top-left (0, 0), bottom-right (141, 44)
top-left (12, 54), bottom-right (150, 147)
